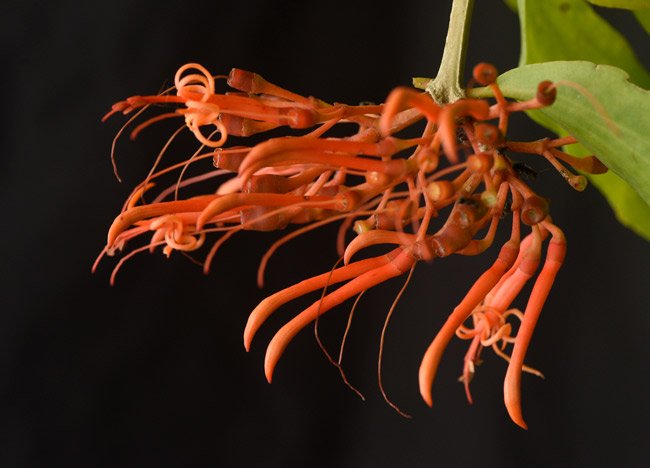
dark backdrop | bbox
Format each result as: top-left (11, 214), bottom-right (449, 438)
top-left (2, 1), bottom-right (650, 467)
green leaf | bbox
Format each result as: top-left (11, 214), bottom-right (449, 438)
top-left (472, 61), bottom-right (650, 241)
top-left (586, 0), bottom-right (650, 9)
top-left (635, 9), bottom-right (650, 34)
top-left (518, 0), bottom-right (650, 87)
top-left (514, 0), bottom-right (650, 241)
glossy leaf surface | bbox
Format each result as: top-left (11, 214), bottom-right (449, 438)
top-left (512, 0), bottom-right (650, 240)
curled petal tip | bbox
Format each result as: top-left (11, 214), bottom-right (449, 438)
top-left (264, 355), bottom-right (279, 384)
top-left (508, 411), bottom-right (528, 430)
top-left (504, 374), bottom-right (528, 429)
top-left (264, 338), bottom-right (282, 384)
top-left (504, 400), bottom-right (527, 428)
top-left (264, 365), bottom-right (274, 384)
top-left (418, 361), bottom-right (435, 408)
top-left (420, 390), bottom-right (433, 408)
top-left (243, 321), bottom-right (255, 352)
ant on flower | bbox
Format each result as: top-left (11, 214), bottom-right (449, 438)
top-left (96, 60), bottom-right (608, 429)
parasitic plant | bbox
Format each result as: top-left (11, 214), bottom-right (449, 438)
top-left (95, 0), bottom-right (650, 428)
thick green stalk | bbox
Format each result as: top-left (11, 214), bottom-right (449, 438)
top-left (426, 0), bottom-right (474, 104)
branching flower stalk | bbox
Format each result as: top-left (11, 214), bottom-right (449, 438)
top-left (96, 0), bottom-right (609, 429)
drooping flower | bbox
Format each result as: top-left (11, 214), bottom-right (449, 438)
top-left (97, 62), bottom-right (605, 428)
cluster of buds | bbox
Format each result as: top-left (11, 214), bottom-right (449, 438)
top-left (97, 62), bottom-right (608, 428)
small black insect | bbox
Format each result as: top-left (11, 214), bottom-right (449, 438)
top-left (512, 162), bottom-right (538, 181)
top-left (458, 196), bottom-right (480, 208)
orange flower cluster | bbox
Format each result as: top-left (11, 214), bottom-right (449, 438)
top-left (97, 62), bottom-right (607, 428)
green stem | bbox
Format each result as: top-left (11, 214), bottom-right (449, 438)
top-left (427, 0), bottom-right (474, 104)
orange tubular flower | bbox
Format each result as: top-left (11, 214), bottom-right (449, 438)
top-left (97, 61), bottom-right (606, 428)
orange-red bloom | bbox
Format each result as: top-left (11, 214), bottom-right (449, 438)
top-left (97, 62), bottom-right (604, 428)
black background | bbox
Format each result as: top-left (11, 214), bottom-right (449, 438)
top-left (2, 1), bottom-right (650, 466)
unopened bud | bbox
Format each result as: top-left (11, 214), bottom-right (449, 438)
top-left (536, 81), bottom-right (556, 106)
top-left (480, 189), bottom-right (498, 208)
top-left (467, 152), bottom-right (494, 174)
top-left (417, 148), bottom-right (439, 173)
top-left (569, 174), bottom-right (588, 192)
top-left (426, 180), bottom-right (455, 202)
top-left (354, 220), bottom-right (372, 235)
top-left (475, 123), bottom-right (502, 146)
top-left (228, 69), bottom-right (263, 93)
top-left (365, 171), bottom-right (391, 186)
top-left (473, 63), bottom-right (498, 86)
top-left (454, 197), bottom-right (488, 227)
top-left (521, 195), bottom-right (550, 226)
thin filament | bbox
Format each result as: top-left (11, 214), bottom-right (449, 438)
top-left (378, 263), bottom-right (416, 419)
